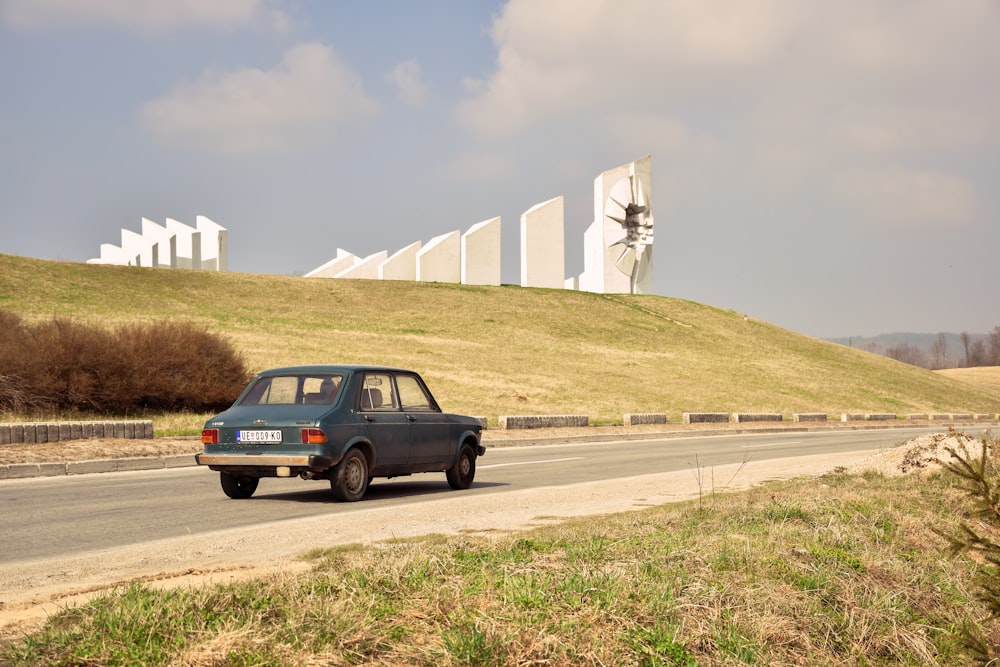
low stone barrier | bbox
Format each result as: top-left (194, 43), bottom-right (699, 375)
top-left (682, 412), bottom-right (729, 424)
top-left (865, 413), bottom-right (896, 421)
top-left (497, 415), bottom-right (589, 429)
top-left (841, 413), bottom-right (865, 422)
top-left (928, 414), bottom-right (952, 420)
top-left (0, 453), bottom-right (195, 480)
top-left (793, 413), bottom-right (827, 422)
top-left (975, 414), bottom-right (994, 420)
top-left (623, 413), bottom-right (667, 426)
top-left (732, 413), bottom-right (783, 423)
top-left (0, 420), bottom-right (154, 444)
top-left (951, 414), bottom-right (973, 420)
top-left (905, 414), bottom-right (926, 420)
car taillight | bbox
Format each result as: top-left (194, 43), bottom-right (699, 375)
top-left (201, 429), bottom-right (219, 445)
top-left (301, 428), bottom-right (327, 444)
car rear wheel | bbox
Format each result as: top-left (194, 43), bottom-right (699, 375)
top-left (220, 472), bottom-right (259, 499)
top-left (446, 443), bottom-right (477, 490)
top-left (331, 448), bottom-right (369, 502)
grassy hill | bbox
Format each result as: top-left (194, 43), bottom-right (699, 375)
top-left (935, 366), bottom-right (1000, 394)
top-left (1, 253), bottom-right (997, 423)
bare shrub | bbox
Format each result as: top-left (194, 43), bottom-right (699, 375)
top-left (0, 309), bottom-right (250, 414)
top-left (0, 311), bottom-right (34, 411)
top-left (113, 321), bottom-right (251, 411)
top-left (24, 317), bottom-right (120, 411)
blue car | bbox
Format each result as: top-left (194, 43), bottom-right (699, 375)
top-left (196, 365), bottom-right (485, 501)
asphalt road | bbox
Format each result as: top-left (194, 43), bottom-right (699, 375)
top-left (1, 426), bottom-right (977, 565)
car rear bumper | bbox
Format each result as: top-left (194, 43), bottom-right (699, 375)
top-left (196, 453), bottom-right (335, 469)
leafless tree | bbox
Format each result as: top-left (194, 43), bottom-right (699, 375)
top-left (968, 340), bottom-right (988, 367)
top-left (886, 343), bottom-right (927, 367)
top-left (961, 332), bottom-right (972, 367)
top-left (989, 326), bottom-right (1000, 366)
top-left (860, 341), bottom-right (881, 354)
top-left (929, 333), bottom-right (949, 370)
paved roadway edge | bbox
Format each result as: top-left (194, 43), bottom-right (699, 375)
top-left (2, 420), bottom-right (996, 481)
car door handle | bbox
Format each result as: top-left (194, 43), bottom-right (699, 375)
top-left (406, 415), bottom-right (416, 422)
top-left (365, 415), bottom-right (375, 422)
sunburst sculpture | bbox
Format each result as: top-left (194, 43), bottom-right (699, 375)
top-left (606, 173), bottom-right (653, 294)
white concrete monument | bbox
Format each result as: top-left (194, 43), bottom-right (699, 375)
top-left (461, 217), bottom-right (501, 286)
top-left (520, 196), bottom-right (565, 289)
top-left (141, 218), bottom-right (177, 268)
top-left (90, 243), bottom-right (137, 266)
top-left (379, 241), bottom-right (422, 281)
top-left (577, 155), bottom-right (654, 294)
top-left (300, 154), bottom-right (654, 295)
top-left (417, 231), bottom-right (461, 283)
top-left (120, 228), bottom-right (157, 267)
top-left (305, 249), bottom-right (359, 278)
top-left (196, 215), bottom-right (228, 271)
top-left (336, 251), bottom-right (389, 279)
top-left (88, 215), bottom-right (227, 271)
top-left (165, 218), bottom-right (202, 269)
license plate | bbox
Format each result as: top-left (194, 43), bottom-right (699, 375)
top-left (237, 429), bottom-right (282, 443)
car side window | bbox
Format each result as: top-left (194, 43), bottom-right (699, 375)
top-left (240, 376), bottom-right (297, 405)
top-left (301, 375), bottom-right (341, 405)
top-left (361, 373), bottom-right (399, 411)
top-left (396, 374), bottom-right (435, 411)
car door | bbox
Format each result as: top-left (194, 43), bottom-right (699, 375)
top-left (395, 372), bottom-right (452, 468)
top-left (359, 372), bottom-right (409, 471)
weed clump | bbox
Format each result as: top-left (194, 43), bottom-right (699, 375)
top-left (0, 309), bottom-right (250, 413)
top-left (934, 429), bottom-right (1000, 663)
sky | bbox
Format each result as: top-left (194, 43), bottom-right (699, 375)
top-left (1, 0), bottom-right (998, 340)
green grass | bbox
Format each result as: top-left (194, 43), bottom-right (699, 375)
top-left (3, 467), bottom-right (996, 665)
top-left (1, 254), bottom-right (997, 431)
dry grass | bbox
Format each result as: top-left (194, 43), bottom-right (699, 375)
top-left (1, 254), bottom-right (997, 431)
top-left (936, 366), bottom-right (1000, 395)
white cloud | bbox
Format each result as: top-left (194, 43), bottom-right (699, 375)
top-left (457, 0), bottom-right (803, 137)
top-left (142, 43), bottom-right (380, 156)
top-left (0, 0), bottom-right (289, 32)
top-left (455, 0), bottom-right (998, 229)
top-left (386, 60), bottom-right (429, 108)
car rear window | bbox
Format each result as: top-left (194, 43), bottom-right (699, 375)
top-left (239, 375), bottom-right (342, 406)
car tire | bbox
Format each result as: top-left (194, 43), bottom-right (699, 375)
top-left (331, 448), bottom-right (369, 502)
top-left (446, 443), bottom-right (477, 490)
top-left (220, 472), bottom-right (259, 499)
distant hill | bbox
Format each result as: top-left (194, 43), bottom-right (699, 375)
top-left (1, 253), bottom-right (998, 422)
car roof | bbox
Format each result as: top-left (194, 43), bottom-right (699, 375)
top-left (255, 364), bottom-right (412, 376)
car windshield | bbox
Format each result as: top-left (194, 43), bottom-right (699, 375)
top-left (239, 374), bottom-right (343, 406)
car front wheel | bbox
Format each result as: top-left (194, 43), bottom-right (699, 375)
top-left (220, 472), bottom-right (259, 499)
top-left (446, 443), bottom-right (477, 490)
top-left (331, 448), bottom-right (369, 502)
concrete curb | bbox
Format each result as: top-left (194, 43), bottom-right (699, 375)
top-left (1, 454), bottom-right (199, 480)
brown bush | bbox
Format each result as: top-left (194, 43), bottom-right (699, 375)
top-left (0, 309), bottom-right (250, 414)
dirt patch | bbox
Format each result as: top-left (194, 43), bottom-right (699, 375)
top-left (846, 430), bottom-right (988, 476)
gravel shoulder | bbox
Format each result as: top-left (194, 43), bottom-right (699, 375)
top-left (0, 424), bottom-right (987, 637)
